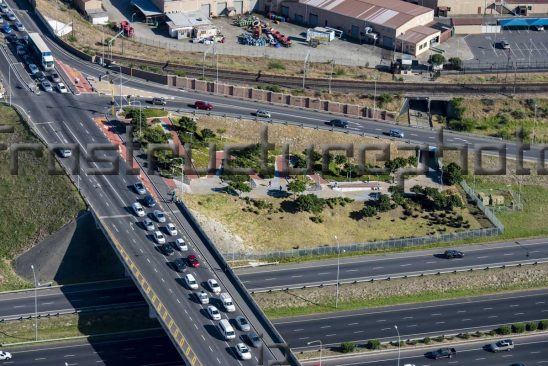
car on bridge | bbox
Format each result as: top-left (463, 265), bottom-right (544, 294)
top-left (207, 305), bottom-right (222, 320)
top-left (153, 230), bottom-right (166, 244)
top-left (235, 343), bottom-right (252, 360)
top-left (0, 3), bottom-right (8, 13)
top-left (487, 339), bottom-right (514, 352)
top-left (184, 274), bottom-right (198, 290)
top-left (132, 202), bottom-right (146, 217)
top-left (133, 181), bottom-right (146, 195)
top-left (195, 290), bottom-right (209, 304)
top-left (172, 238), bottom-right (188, 251)
top-left (160, 243), bottom-right (174, 256)
top-left (235, 315), bottom-right (250, 331)
top-left (6, 12), bottom-right (16, 21)
top-left (153, 210), bottom-right (166, 223)
top-left (144, 194), bottom-right (156, 207)
top-left (207, 279), bottom-right (221, 294)
top-left (28, 63), bottom-right (39, 75)
top-left (142, 218), bottom-right (155, 231)
top-left (2, 24), bottom-right (12, 34)
top-left (14, 21), bottom-right (24, 32)
top-left (245, 332), bottom-right (261, 348)
top-left (171, 258), bottom-right (186, 272)
top-left (50, 72), bottom-right (61, 83)
top-left (41, 80), bottom-right (53, 92)
top-left (165, 223), bottom-right (177, 236)
top-left (425, 347), bottom-right (456, 359)
top-left (187, 254), bottom-right (200, 268)
top-left (57, 82), bottom-right (68, 94)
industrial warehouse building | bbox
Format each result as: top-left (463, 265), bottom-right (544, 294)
top-left (266, 0), bottom-right (443, 56)
top-left (136, 0), bottom-right (258, 15)
top-left (404, 0), bottom-right (548, 16)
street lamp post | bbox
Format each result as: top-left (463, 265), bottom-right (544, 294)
top-left (394, 325), bottom-right (401, 366)
top-left (307, 340), bottom-right (322, 366)
top-left (112, 65), bottom-right (124, 113)
top-left (8, 62), bottom-right (16, 106)
top-left (31, 265), bottom-right (38, 341)
top-left (328, 58), bottom-right (334, 94)
top-left (373, 71), bottom-right (378, 119)
top-left (335, 235), bottom-right (341, 308)
top-left (302, 50), bottom-right (310, 90)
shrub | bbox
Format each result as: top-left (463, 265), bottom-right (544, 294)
top-left (340, 342), bottom-right (355, 353)
top-left (526, 322), bottom-right (538, 331)
top-left (497, 325), bottom-right (512, 335)
top-left (511, 323), bottom-right (525, 333)
top-left (334, 68), bottom-right (346, 76)
top-left (295, 194), bottom-right (326, 214)
top-left (362, 205), bottom-right (377, 218)
top-left (366, 339), bottom-right (381, 350)
top-left (429, 54), bottom-right (445, 66)
top-left (538, 320), bottom-right (548, 330)
top-left (268, 61), bottom-right (286, 70)
top-left (448, 118), bottom-right (474, 132)
top-left (448, 57), bottom-right (463, 70)
top-left (422, 337), bottom-right (431, 344)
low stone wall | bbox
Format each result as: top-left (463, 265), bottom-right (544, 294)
top-left (167, 75), bottom-right (394, 121)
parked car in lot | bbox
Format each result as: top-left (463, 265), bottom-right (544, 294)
top-left (165, 223), bottom-right (177, 236)
top-left (443, 249), bottom-right (464, 259)
top-left (41, 80), bottom-right (53, 92)
top-left (499, 40), bottom-right (510, 49)
top-left (0, 3), bottom-right (9, 13)
top-left (187, 254), bottom-right (200, 268)
top-left (6, 33), bottom-right (17, 42)
top-left (256, 110), bottom-right (271, 118)
top-left (133, 181), bottom-right (146, 195)
top-left (14, 21), bottom-right (24, 32)
top-left (235, 316), bottom-right (250, 331)
top-left (153, 230), bottom-right (166, 244)
top-left (206, 305), bottom-right (222, 321)
top-left (144, 194), bottom-right (156, 207)
top-left (131, 202), bottom-right (146, 217)
top-left (153, 210), bottom-right (166, 223)
top-left (184, 274), bottom-right (198, 290)
top-left (6, 12), bottom-right (16, 21)
top-left (533, 25), bottom-right (544, 31)
top-left (142, 218), bottom-right (155, 231)
top-left (487, 339), bottom-right (514, 352)
top-left (171, 258), bottom-right (186, 272)
top-left (326, 119), bottom-right (349, 128)
top-left (195, 290), bottom-right (209, 304)
top-left (57, 82), bottom-right (68, 94)
top-left (235, 343), bottom-right (252, 360)
top-left (194, 100), bottom-right (213, 110)
top-left (28, 63), bottom-right (39, 75)
top-left (426, 347), bottom-right (457, 359)
top-left (160, 243), bottom-right (174, 256)
top-left (1, 24), bottom-right (10, 34)
top-left (172, 238), bottom-right (188, 251)
top-left (207, 279), bottom-right (221, 294)
top-left (16, 44), bottom-right (26, 56)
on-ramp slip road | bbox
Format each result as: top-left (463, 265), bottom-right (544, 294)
top-left (237, 238), bottom-right (548, 291)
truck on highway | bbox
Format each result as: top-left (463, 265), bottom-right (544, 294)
top-left (220, 293), bottom-right (236, 312)
top-left (27, 33), bottom-right (54, 71)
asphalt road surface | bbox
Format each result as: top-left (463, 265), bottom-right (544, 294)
top-left (273, 289), bottom-right (548, 349)
top-left (301, 334), bottom-right (548, 366)
top-left (237, 238), bottom-right (548, 291)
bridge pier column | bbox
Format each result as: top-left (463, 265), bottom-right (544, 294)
top-left (148, 306), bottom-right (157, 319)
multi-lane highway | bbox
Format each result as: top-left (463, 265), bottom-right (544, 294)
top-left (238, 238), bottom-right (548, 291)
top-left (301, 334), bottom-right (548, 366)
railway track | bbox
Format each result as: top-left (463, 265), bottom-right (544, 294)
top-left (111, 54), bottom-right (548, 95)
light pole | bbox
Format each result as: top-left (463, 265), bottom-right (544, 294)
top-left (328, 58), bottom-right (334, 94)
top-left (8, 62), bottom-right (16, 106)
top-left (302, 50), bottom-right (311, 90)
top-left (335, 235), bottom-right (341, 308)
top-left (394, 325), bottom-right (401, 366)
top-left (532, 102), bottom-right (537, 144)
top-left (31, 265), bottom-right (38, 341)
top-left (307, 340), bottom-right (322, 366)
top-left (373, 71), bottom-right (378, 119)
top-left (112, 65), bottom-right (124, 113)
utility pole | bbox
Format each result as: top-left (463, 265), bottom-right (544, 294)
top-left (31, 265), bottom-right (38, 341)
top-left (328, 58), bottom-right (334, 94)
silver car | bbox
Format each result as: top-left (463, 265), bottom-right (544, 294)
top-left (235, 315), bottom-right (251, 331)
top-left (153, 210), bottom-right (166, 223)
top-left (488, 339), bottom-right (514, 352)
top-left (142, 218), bottom-right (155, 231)
top-left (256, 110), bottom-right (271, 118)
top-left (41, 80), bottom-right (53, 92)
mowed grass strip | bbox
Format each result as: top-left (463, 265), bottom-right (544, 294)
top-left (0, 106), bottom-right (85, 290)
top-left (0, 308), bottom-right (159, 345)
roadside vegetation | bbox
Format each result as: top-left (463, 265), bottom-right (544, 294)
top-left (255, 263), bottom-right (548, 318)
top-left (0, 106), bottom-right (85, 291)
top-left (0, 308), bottom-right (159, 345)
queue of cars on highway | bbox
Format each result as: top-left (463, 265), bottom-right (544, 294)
top-left (129, 178), bottom-right (258, 360)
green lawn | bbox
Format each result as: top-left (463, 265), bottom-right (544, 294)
top-left (0, 106), bottom-right (86, 290)
top-left (123, 107), bottom-right (168, 119)
top-left (0, 308), bottom-right (159, 345)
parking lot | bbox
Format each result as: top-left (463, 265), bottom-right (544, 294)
top-left (466, 29), bottom-right (548, 66)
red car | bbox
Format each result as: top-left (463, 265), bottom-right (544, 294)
top-left (187, 254), bottom-right (200, 268)
top-left (194, 101), bottom-right (213, 110)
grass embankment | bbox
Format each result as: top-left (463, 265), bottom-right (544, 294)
top-left (0, 308), bottom-right (159, 345)
top-left (122, 107), bottom-right (168, 119)
top-left (0, 106), bottom-right (86, 291)
top-left (257, 263), bottom-right (548, 318)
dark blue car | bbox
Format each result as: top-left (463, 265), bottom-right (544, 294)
top-left (144, 194), bottom-right (156, 208)
top-left (2, 24), bottom-right (12, 34)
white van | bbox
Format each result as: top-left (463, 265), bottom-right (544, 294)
top-left (220, 293), bottom-right (236, 313)
top-left (184, 274), bottom-right (198, 290)
top-left (218, 319), bottom-right (235, 340)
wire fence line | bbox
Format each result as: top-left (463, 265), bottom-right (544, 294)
top-left (223, 182), bottom-right (504, 260)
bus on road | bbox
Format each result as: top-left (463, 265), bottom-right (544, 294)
top-left (27, 32), bottom-right (54, 71)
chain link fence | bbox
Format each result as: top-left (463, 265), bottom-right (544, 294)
top-left (224, 182), bottom-right (504, 260)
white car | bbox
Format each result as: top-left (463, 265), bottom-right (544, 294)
top-left (184, 273), bottom-right (198, 290)
top-left (131, 202), bottom-right (145, 217)
top-left (165, 223), bottom-right (177, 236)
top-left (142, 218), bottom-right (155, 231)
top-left (59, 148), bottom-right (72, 158)
top-left (133, 181), bottom-right (146, 195)
top-left (195, 290), bottom-right (209, 304)
top-left (235, 315), bottom-right (250, 331)
top-left (488, 339), bottom-right (514, 352)
top-left (0, 351), bottom-right (12, 360)
top-left (207, 279), bottom-right (221, 294)
top-left (207, 305), bottom-right (222, 321)
top-left (173, 238), bottom-right (188, 251)
top-left (153, 230), bottom-right (166, 244)
top-left (28, 63), bottom-right (39, 75)
top-left (153, 210), bottom-right (166, 223)
top-left (235, 343), bottom-right (252, 360)
top-left (57, 82), bottom-right (68, 93)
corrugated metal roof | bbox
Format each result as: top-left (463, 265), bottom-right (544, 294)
top-left (397, 24), bottom-right (440, 43)
top-left (300, 0), bottom-right (432, 29)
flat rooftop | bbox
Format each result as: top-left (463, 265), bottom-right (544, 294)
top-left (166, 12), bottom-right (213, 28)
top-left (299, 0), bottom-right (432, 29)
